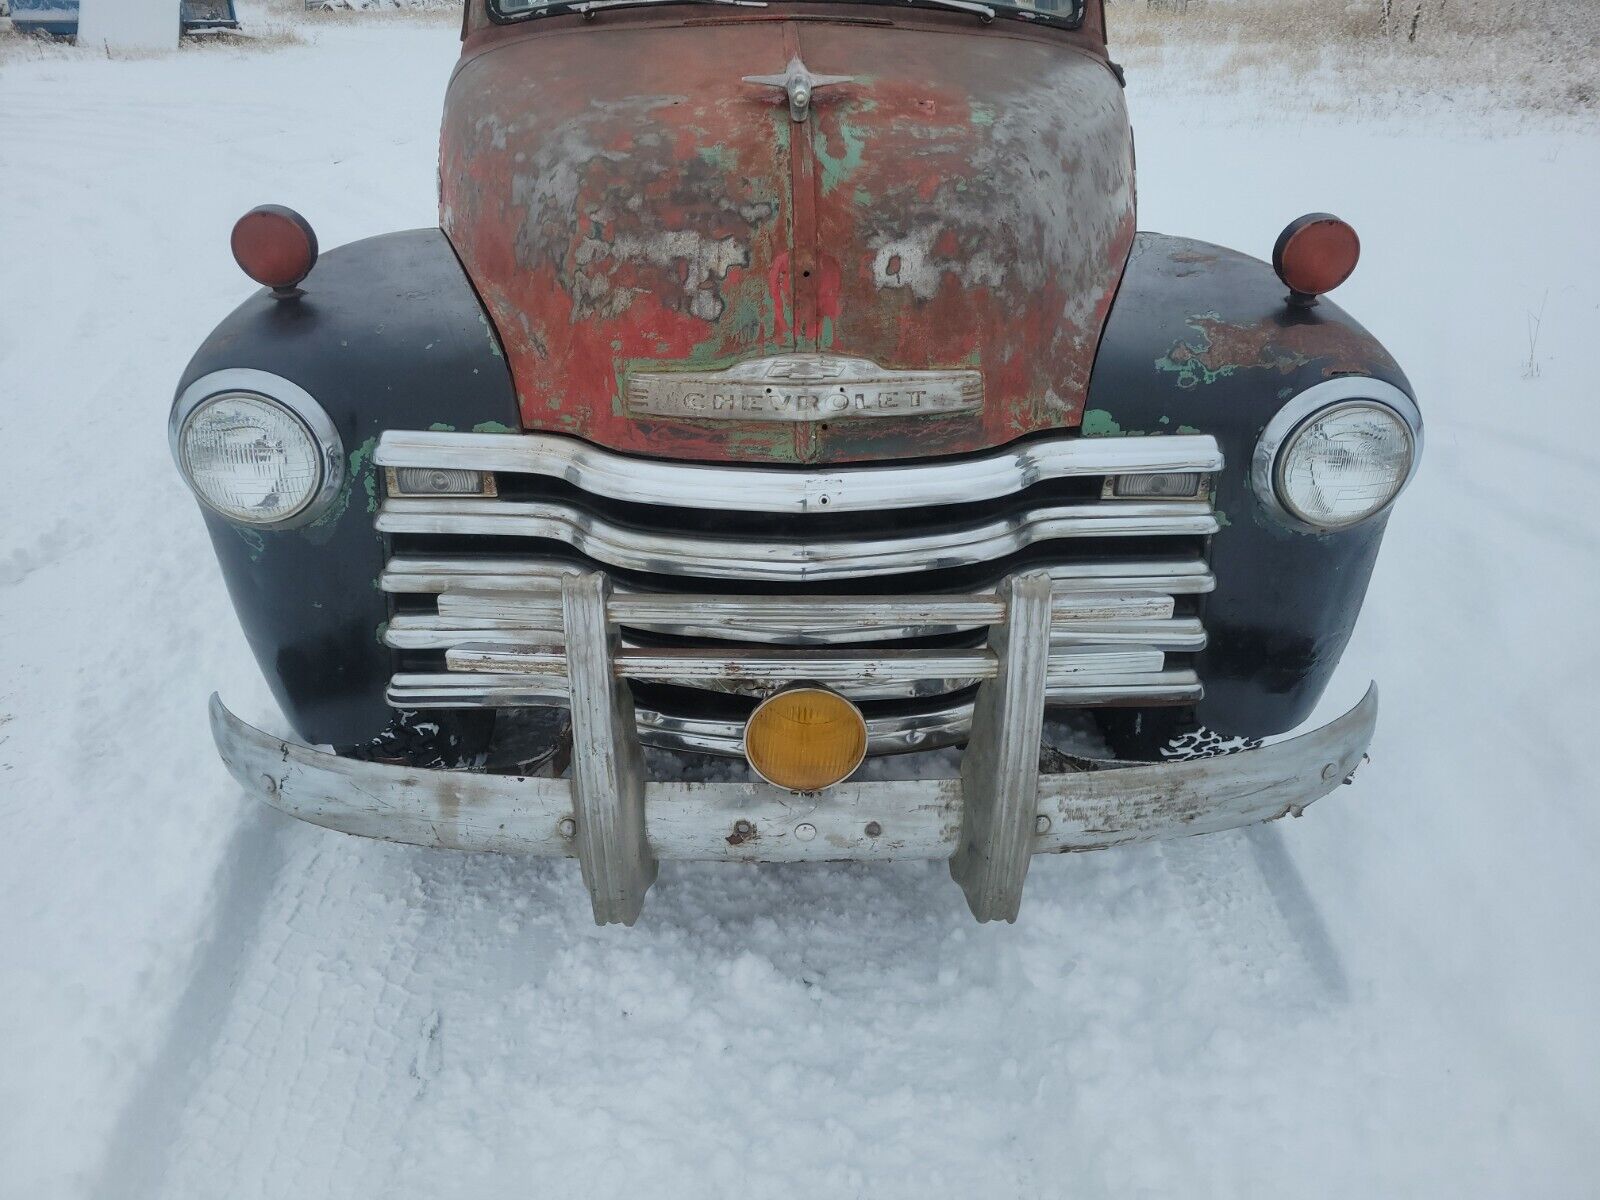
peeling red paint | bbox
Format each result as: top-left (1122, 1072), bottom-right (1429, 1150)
top-left (443, 10), bottom-right (1132, 463)
top-left (1159, 313), bottom-right (1402, 388)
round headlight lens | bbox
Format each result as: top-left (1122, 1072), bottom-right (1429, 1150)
top-left (179, 392), bottom-right (324, 524)
top-left (1276, 401), bottom-right (1414, 530)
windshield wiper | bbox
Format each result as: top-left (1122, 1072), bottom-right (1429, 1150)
top-left (568, 0), bottom-right (767, 13)
top-left (897, 0), bottom-right (996, 21)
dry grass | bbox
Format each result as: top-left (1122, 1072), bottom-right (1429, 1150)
top-left (268, 0), bottom-right (462, 24)
top-left (5, 0), bottom-right (1593, 118)
top-left (1106, 0), bottom-right (1600, 119)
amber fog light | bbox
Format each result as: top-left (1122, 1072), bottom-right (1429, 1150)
top-left (744, 688), bottom-right (868, 792)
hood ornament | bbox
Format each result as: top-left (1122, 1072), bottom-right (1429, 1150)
top-left (743, 55), bottom-right (854, 123)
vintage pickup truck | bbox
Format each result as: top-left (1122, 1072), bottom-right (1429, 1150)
top-left (173, 0), bottom-right (1420, 924)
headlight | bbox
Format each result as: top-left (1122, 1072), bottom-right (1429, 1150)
top-left (1253, 378), bottom-right (1421, 532)
top-left (171, 369), bottom-right (343, 527)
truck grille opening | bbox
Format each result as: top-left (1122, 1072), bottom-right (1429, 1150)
top-left (373, 429), bottom-right (1220, 756)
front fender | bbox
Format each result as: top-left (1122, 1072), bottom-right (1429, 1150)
top-left (1085, 232), bottom-right (1415, 743)
top-left (176, 229), bottom-right (520, 748)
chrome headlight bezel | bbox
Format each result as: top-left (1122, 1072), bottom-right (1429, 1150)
top-left (170, 368), bottom-right (344, 528)
top-left (1251, 377), bottom-right (1422, 533)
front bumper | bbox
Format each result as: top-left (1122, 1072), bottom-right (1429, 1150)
top-left (211, 638), bottom-right (1377, 925)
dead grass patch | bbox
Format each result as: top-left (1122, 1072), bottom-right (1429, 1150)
top-left (1106, 0), bottom-right (1600, 120)
top-left (266, 0), bottom-right (462, 24)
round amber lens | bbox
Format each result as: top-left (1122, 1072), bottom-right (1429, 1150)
top-left (744, 688), bottom-right (868, 792)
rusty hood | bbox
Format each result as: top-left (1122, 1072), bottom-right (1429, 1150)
top-left (441, 14), bottom-right (1134, 464)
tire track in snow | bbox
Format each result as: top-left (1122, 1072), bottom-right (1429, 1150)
top-left (147, 836), bottom-right (453, 1200)
top-left (1159, 825), bottom-right (1350, 1007)
top-left (87, 804), bottom-right (299, 1200)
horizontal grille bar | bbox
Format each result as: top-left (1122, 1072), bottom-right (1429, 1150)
top-left (375, 429), bottom-right (1223, 515)
top-left (377, 497), bottom-right (1219, 581)
top-left (386, 668), bottom-right (1204, 714)
top-left (443, 587), bottom-right (1170, 627)
top-left (380, 554), bottom-right (1217, 600)
top-left (384, 613), bottom-right (1206, 653)
top-left (445, 644), bottom-right (1165, 690)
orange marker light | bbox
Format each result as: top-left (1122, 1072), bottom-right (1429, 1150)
top-left (1273, 213), bottom-right (1360, 303)
top-left (231, 204), bottom-right (319, 295)
top-left (744, 687), bottom-right (868, 792)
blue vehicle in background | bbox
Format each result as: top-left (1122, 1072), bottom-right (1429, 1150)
top-left (7, 0), bottom-right (239, 36)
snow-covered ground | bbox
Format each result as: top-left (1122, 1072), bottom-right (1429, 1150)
top-left (2, 14), bottom-right (1597, 1199)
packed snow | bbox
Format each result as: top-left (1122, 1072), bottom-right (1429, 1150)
top-left (1, 11), bottom-right (1597, 1198)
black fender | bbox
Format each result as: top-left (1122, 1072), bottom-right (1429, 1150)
top-left (1085, 232), bottom-right (1414, 755)
top-left (177, 229), bottom-right (520, 750)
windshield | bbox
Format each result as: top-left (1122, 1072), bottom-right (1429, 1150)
top-left (489, 0), bottom-right (1086, 30)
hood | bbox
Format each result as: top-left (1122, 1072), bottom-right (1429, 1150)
top-left (441, 13), bottom-right (1134, 464)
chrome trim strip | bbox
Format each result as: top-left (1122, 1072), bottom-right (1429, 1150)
top-left (385, 668), bottom-right (1204, 711)
top-left (380, 554), bottom-right (1218, 598)
top-left (209, 684), bottom-right (1374, 859)
top-left (437, 588), bottom-right (1173, 630)
top-left (445, 644), bottom-right (1165, 694)
top-left (1250, 376), bottom-right (1423, 533)
top-left (375, 429), bottom-right (1224, 515)
top-left (376, 497), bottom-right (1220, 581)
top-left (386, 609), bottom-right (1203, 652)
top-left (383, 613), bottom-right (1205, 653)
top-left (170, 367), bottom-right (345, 530)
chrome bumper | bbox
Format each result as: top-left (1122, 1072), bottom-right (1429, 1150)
top-left (209, 572), bottom-right (1377, 925)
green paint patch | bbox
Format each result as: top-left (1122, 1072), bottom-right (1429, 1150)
top-left (472, 420), bottom-right (515, 434)
top-left (813, 103), bottom-right (874, 195)
top-left (375, 619), bottom-right (389, 647)
top-left (696, 144), bottom-right (739, 172)
top-left (969, 101), bottom-right (997, 126)
top-left (1156, 312), bottom-right (1308, 389)
top-left (429, 421), bottom-right (456, 432)
top-left (1177, 424), bottom-right (1202, 435)
top-left (1213, 509), bottom-right (1232, 528)
top-left (355, 437), bottom-right (379, 514)
top-left (724, 426), bottom-right (796, 462)
top-left (1080, 409), bottom-right (1147, 438)
top-left (303, 434), bottom-right (379, 544)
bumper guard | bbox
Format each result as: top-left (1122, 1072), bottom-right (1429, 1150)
top-left (209, 571), bottom-right (1377, 925)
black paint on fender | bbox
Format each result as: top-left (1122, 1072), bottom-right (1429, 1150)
top-left (177, 229), bottom-right (520, 749)
top-left (1084, 232), bottom-right (1414, 757)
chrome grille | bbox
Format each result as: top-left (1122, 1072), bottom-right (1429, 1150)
top-left (374, 429), bottom-right (1220, 755)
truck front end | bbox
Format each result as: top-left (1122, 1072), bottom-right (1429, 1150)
top-left (173, 0), bottom-right (1417, 923)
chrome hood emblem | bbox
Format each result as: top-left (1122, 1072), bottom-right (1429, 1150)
top-left (743, 55), bottom-right (854, 123)
top-left (626, 354), bottom-right (983, 423)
